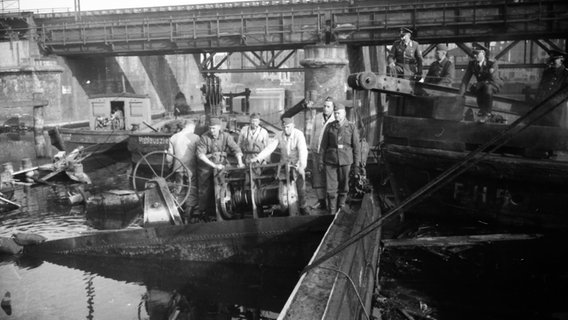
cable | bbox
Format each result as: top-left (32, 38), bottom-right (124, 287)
top-left (316, 266), bottom-right (370, 320)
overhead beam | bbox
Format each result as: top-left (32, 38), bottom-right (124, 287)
top-left (200, 67), bottom-right (304, 73)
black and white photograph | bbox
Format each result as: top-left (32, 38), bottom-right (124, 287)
top-left (1, 0), bottom-right (567, 319)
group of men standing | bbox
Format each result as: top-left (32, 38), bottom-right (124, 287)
top-left (167, 101), bottom-right (361, 222)
top-left (390, 26), bottom-right (567, 124)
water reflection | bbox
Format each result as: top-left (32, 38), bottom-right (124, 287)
top-left (15, 253), bottom-right (296, 320)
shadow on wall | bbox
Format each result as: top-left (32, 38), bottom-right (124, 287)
top-left (66, 55), bottom-right (200, 114)
top-left (65, 57), bottom-right (134, 97)
top-left (139, 56), bottom-right (184, 114)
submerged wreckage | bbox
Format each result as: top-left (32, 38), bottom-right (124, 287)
top-left (0, 147), bottom-right (92, 212)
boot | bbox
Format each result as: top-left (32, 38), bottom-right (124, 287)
top-left (327, 196), bottom-right (337, 215)
top-left (337, 193), bottom-right (347, 212)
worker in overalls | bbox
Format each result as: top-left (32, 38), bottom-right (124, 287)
top-left (250, 117), bottom-right (310, 216)
top-left (237, 113), bottom-right (269, 166)
top-left (319, 103), bottom-right (361, 214)
top-left (309, 97), bottom-right (335, 210)
top-left (196, 117), bottom-right (244, 220)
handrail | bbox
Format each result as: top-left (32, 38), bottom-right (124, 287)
top-left (38, 1), bottom-right (565, 35)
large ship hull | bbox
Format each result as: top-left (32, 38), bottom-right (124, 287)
top-left (382, 115), bottom-right (568, 228)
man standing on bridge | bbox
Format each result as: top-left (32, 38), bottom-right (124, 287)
top-left (390, 27), bottom-right (424, 81)
top-left (196, 117), bottom-right (244, 221)
top-left (425, 44), bottom-right (455, 86)
top-left (459, 43), bottom-right (503, 123)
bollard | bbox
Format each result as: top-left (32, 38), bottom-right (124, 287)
top-left (2, 162), bottom-right (14, 174)
top-left (1, 163), bottom-right (14, 185)
top-left (32, 95), bottom-right (49, 159)
top-left (1, 163), bottom-right (15, 194)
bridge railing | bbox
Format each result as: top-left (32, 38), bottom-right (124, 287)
top-left (34, 0), bottom-right (348, 18)
top-left (36, 0), bottom-right (568, 55)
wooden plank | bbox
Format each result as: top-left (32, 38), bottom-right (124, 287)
top-left (323, 197), bottom-right (377, 320)
top-left (280, 194), bottom-right (381, 320)
top-left (382, 233), bottom-right (543, 248)
top-left (383, 116), bottom-right (568, 152)
top-left (384, 144), bottom-right (568, 186)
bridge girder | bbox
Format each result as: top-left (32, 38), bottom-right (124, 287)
top-left (32, 0), bottom-right (567, 57)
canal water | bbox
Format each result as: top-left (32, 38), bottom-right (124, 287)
top-left (0, 151), bottom-right (296, 320)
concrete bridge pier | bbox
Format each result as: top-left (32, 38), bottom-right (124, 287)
top-left (300, 44), bottom-right (349, 144)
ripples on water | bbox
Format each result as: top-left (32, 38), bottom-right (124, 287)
top-left (1, 155), bottom-right (291, 319)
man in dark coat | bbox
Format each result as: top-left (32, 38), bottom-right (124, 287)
top-left (459, 43), bottom-right (504, 123)
top-left (535, 49), bottom-right (568, 127)
top-left (425, 44), bottom-right (455, 86)
top-left (173, 92), bottom-right (191, 116)
top-left (391, 27), bottom-right (424, 80)
top-left (319, 103), bottom-right (361, 214)
top-left (196, 117), bottom-right (244, 220)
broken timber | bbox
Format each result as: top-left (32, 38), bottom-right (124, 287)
top-left (382, 233), bottom-right (543, 248)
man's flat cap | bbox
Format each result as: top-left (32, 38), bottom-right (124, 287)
top-left (333, 103), bottom-right (346, 111)
top-left (400, 27), bottom-right (413, 34)
top-left (281, 117), bottom-right (294, 125)
top-left (436, 44), bottom-right (448, 51)
top-left (209, 117), bottom-right (222, 126)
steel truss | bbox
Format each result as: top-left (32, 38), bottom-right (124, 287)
top-left (199, 49), bottom-right (301, 73)
top-left (200, 39), bottom-right (565, 73)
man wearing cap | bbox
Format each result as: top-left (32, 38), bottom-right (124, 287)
top-left (166, 119), bottom-right (200, 219)
top-left (425, 44), bottom-right (455, 86)
top-left (196, 117), bottom-right (244, 220)
top-left (535, 49), bottom-right (568, 126)
top-left (250, 117), bottom-right (310, 216)
top-left (309, 97), bottom-right (336, 210)
top-left (237, 113), bottom-right (269, 165)
top-left (391, 27), bottom-right (424, 80)
top-left (459, 43), bottom-right (504, 123)
top-left (319, 103), bottom-right (361, 214)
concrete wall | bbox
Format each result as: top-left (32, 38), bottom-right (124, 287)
top-left (0, 39), bottom-right (205, 125)
top-left (0, 40), bottom-right (66, 124)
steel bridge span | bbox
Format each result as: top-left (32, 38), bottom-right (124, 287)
top-left (29, 0), bottom-right (567, 57)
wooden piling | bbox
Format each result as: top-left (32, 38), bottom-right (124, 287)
top-left (32, 95), bottom-right (50, 158)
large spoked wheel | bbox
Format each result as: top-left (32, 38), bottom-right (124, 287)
top-left (131, 151), bottom-right (192, 210)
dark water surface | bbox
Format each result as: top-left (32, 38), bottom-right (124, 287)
top-left (0, 153), bottom-right (292, 320)
top-left (376, 212), bottom-right (568, 320)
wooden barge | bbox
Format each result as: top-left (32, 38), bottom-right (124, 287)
top-left (51, 93), bottom-right (169, 155)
